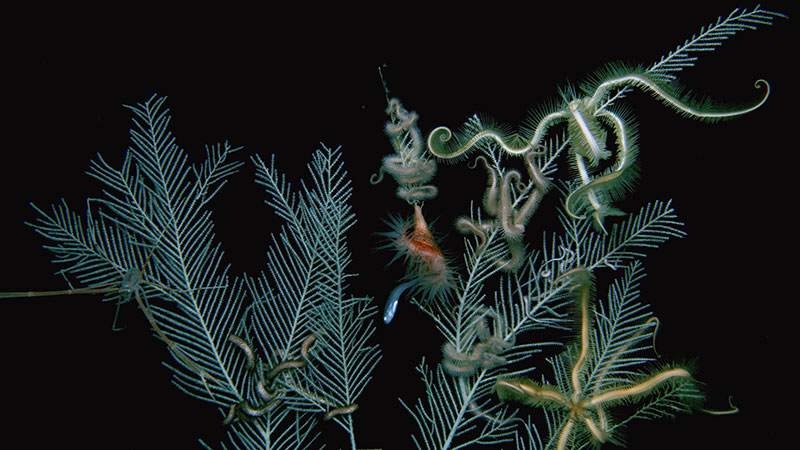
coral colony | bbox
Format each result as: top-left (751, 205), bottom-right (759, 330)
top-left (1, 6), bottom-right (785, 450)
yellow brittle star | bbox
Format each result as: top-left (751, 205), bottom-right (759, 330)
top-left (495, 267), bottom-right (699, 449)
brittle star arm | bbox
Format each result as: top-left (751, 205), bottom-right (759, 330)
top-left (588, 74), bottom-right (770, 119)
top-left (584, 367), bottom-right (691, 407)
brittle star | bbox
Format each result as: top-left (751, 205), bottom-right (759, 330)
top-left (427, 71), bottom-right (769, 232)
top-left (495, 268), bottom-right (693, 449)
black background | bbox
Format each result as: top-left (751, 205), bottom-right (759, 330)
top-left (0, 3), bottom-right (793, 449)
